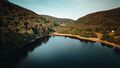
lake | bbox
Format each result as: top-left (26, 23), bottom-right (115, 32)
top-left (0, 36), bottom-right (120, 68)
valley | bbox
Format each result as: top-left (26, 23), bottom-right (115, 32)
top-left (0, 0), bottom-right (120, 68)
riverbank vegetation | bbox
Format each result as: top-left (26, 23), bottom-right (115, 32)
top-left (55, 23), bottom-right (120, 45)
top-left (54, 7), bottom-right (120, 45)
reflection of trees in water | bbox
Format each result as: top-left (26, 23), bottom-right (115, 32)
top-left (101, 43), bottom-right (113, 48)
top-left (67, 36), bottom-right (120, 55)
top-left (23, 36), bottom-right (51, 52)
top-left (0, 36), bottom-right (120, 68)
top-left (114, 48), bottom-right (120, 55)
top-left (0, 36), bottom-right (51, 68)
top-left (101, 43), bottom-right (120, 55)
top-left (62, 36), bottom-right (120, 55)
top-left (64, 36), bottom-right (95, 43)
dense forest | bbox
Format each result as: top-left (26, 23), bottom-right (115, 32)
top-left (0, 0), bottom-right (53, 45)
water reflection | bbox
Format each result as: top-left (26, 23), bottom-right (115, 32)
top-left (0, 36), bottom-right (120, 68)
top-left (64, 36), bottom-right (120, 55)
top-left (0, 36), bottom-right (51, 68)
top-left (64, 36), bottom-right (120, 52)
top-left (64, 36), bottom-right (97, 43)
top-left (114, 48), bottom-right (120, 55)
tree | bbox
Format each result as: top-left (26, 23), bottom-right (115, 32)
top-left (24, 22), bottom-right (29, 33)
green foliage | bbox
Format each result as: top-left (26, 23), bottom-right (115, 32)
top-left (102, 34), bottom-right (112, 41)
top-left (54, 22), bottom-right (59, 26)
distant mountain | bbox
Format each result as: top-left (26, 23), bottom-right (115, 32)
top-left (0, 0), bottom-right (53, 45)
top-left (39, 15), bottom-right (74, 23)
top-left (75, 7), bottom-right (120, 34)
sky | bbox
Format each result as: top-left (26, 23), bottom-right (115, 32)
top-left (9, 0), bottom-right (120, 20)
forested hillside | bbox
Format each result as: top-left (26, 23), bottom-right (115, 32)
top-left (56, 8), bottom-right (120, 44)
top-left (0, 0), bottom-right (54, 45)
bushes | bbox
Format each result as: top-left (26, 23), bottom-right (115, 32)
top-left (102, 34), bottom-right (113, 41)
top-left (113, 37), bottom-right (120, 45)
top-left (32, 28), bottom-right (39, 34)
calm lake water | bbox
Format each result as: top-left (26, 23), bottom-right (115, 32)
top-left (1, 36), bottom-right (120, 68)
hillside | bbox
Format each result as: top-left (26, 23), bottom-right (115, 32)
top-left (40, 15), bottom-right (74, 24)
top-left (55, 7), bottom-right (120, 44)
top-left (0, 0), bottom-right (54, 45)
top-left (75, 7), bottom-right (120, 34)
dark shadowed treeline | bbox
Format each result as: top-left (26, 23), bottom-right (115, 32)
top-left (0, 36), bottom-right (51, 68)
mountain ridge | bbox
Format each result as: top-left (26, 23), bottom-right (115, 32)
top-left (75, 7), bottom-right (120, 34)
top-left (39, 15), bottom-right (74, 23)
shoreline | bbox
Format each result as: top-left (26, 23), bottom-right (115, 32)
top-left (49, 32), bottom-right (120, 49)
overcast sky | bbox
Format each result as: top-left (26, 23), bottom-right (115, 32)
top-left (9, 0), bottom-right (120, 20)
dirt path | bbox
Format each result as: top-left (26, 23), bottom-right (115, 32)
top-left (50, 32), bottom-right (120, 49)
